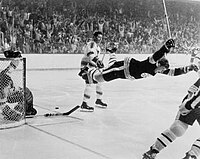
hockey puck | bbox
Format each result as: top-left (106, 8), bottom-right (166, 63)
top-left (55, 107), bottom-right (59, 109)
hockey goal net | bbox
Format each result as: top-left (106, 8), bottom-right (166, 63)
top-left (0, 57), bottom-right (26, 129)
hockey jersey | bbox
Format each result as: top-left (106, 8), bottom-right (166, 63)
top-left (81, 41), bottom-right (101, 67)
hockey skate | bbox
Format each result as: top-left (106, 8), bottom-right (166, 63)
top-left (26, 107), bottom-right (37, 116)
top-left (95, 99), bottom-right (107, 108)
top-left (182, 152), bottom-right (197, 159)
top-left (142, 147), bottom-right (159, 159)
top-left (80, 102), bottom-right (94, 112)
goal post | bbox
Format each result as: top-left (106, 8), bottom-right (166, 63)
top-left (0, 57), bottom-right (26, 129)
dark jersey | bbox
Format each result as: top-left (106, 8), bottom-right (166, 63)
top-left (102, 57), bottom-right (191, 82)
top-left (129, 57), bottom-right (157, 79)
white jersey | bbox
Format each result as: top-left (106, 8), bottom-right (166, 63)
top-left (84, 41), bottom-right (101, 57)
top-left (81, 41), bottom-right (101, 67)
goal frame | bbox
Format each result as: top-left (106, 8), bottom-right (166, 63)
top-left (0, 57), bottom-right (26, 130)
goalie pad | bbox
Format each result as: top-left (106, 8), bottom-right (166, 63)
top-left (2, 104), bottom-right (23, 121)
top-left (7, 87), bottom-right (34, 110)
top-left (0, 73), bottom-right (12, 90)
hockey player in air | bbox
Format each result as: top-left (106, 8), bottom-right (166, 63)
top-left (80, 39), bottom-right (199, 84)
top-left (142, 77), bottom-right (200, 159)
top-left (78, 31), bottom-right (107, 112)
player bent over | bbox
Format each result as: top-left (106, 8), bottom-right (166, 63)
top-left (0, 73), bottom-right (23, 121)
top-left (142, 77), bottom-right (200, 159)
top-left (0, 58), bottom-right (37, 121)
top-left (81, 39), bottom-right (198, 83)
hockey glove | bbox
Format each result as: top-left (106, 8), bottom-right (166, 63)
top-left (184, 64), bottom-right (199, 73)
top-left (4, 50), bottom-right (22, 58)
top-left (96, 60), bottom-right (104, 68)
top-left (106, 47), bottom-right (117, 53)
top-left (165, 39), bottom-right (175, 51)
top-left (78, 66), bottom-right (89, 77)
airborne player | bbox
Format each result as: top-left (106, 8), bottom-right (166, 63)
top-left (81, 39), bottom-right (198, 83)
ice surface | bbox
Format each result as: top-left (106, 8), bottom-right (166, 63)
top-left (0, 62), bottom-right (200, 159)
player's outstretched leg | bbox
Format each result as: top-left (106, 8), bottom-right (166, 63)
top-left (142, 146), bottom-right (159, 159)
top-left (80, 101), bottom-right (94, 112)
top-left (95, 99), bottom-right (107, 108)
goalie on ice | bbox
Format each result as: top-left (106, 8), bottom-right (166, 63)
top-left (0, 58), bottom-right (37, 121)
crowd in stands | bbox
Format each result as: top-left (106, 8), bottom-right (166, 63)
top-left (0, 0), bottom-right (199, 54)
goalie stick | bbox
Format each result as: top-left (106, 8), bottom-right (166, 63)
top-left (26, 105), bottom-right (80, 118)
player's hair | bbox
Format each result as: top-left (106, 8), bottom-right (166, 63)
top-left (158, 57), bottom-right (170, 69)
top-left (93, 31), bottom-right (103, 37)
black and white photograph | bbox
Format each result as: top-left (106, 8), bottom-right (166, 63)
top-left (0, 0), bottom-right (200, 158)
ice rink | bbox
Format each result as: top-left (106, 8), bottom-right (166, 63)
top-left (0, 58), bottom-right (200, 159)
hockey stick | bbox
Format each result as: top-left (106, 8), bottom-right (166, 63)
top-left (101, 50), bottom-right (106, 62)
top-left (26, 105), bottom-right (80, 118)
top-left (162, 0), bottom-right (171, 38)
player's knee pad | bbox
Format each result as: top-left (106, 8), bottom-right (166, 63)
top-left (169, 120), bottom-right (188, 137)
top-left (84, 84), bottom-right (92, 93)
top-left (83, 84), bottom-right (92, 101)
top-left (96, 83), bottom-right (103, 98)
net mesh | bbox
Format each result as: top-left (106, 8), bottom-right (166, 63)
top-left (0, 58), bottom-right (26, 129)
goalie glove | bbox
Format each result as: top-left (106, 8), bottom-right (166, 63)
top-left (4, 50), bottom-right (22, 58)
top-left (165, 39), bottom-right (175, 52)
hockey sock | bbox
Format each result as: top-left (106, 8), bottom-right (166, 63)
top-left (152, 129), bottom-right (177, 152)
top-left (83, 84), bottom-right (92, 103)
top-left (96, 83), bottom-right (103, 100)
top-left (187, 138), bottom-right (200, 157)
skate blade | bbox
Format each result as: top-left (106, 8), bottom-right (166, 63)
top-left (95, 104), bottom-right (107, 109)
top-left (80, 109), bottom-right (94, 112)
